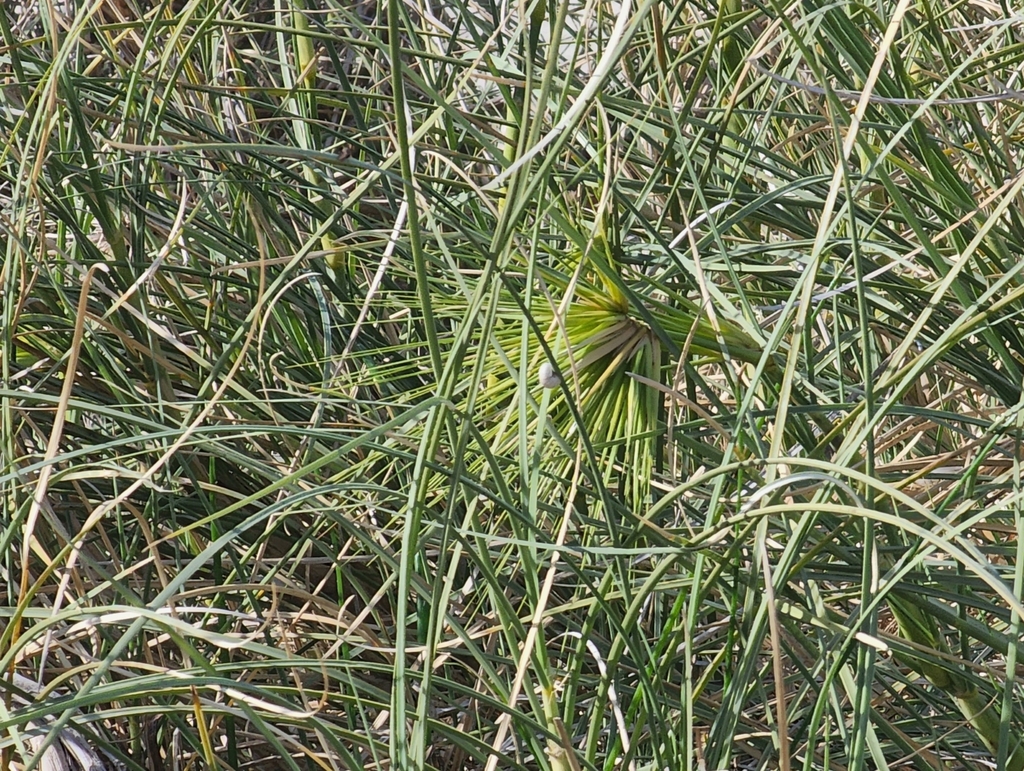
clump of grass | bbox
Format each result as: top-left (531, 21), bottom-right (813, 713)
top-left (5, 1), bottom-right (1024, 770)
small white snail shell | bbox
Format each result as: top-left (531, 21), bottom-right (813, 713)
top-left (538, 361), bottom-right (561, 389)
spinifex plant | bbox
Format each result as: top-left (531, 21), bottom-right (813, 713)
top-left (467, 226), bottom-right (764, 509)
